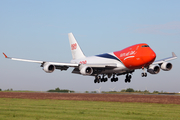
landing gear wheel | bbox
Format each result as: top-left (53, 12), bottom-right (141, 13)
top-left (115, 77), bottom-right (118, 82)
top-left (125, 74), bottom-right (132, 83)
top-left (104, 78), bottom-right (107, 82)
top-left (141, 73), bottom-right (144, 77)
top-left (94, 76), bottom-right (100, 83)
top-left (125, 79), bottom-right (128, 83)
top-left (94, 79), bottom-right (96, 83)
top-left (141, 67), bottom-right (147, 77)
top-left (111, 77), bottom-right (118, 82)
top-left (144, 73), bottom-right (147, 77)
top-left (142, 73), bottom-right (147, 77)
top-left (94, 75), bottom-right (109, 83)
top-left (97, 79), bottom-right (100, 83)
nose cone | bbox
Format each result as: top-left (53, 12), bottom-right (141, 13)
top-left (141, 49), bottom-right (156, 66)
top-left (150, 50), bottom-right (156, 62)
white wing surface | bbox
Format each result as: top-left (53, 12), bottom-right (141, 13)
top-left (152, 52), bottom-right (177, 65)
top-left (3, 53), bottom-right (78, 69)
top-left (3, 53), bottom-right (117, 69)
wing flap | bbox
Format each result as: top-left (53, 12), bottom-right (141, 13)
top-left (55, 65), bottom-right (69, 71)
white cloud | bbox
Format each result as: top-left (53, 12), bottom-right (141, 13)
top-left (134, 21), bottom-right (180, 35)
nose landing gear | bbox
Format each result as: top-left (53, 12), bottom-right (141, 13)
top-left (142, 67), bottom-right (147, 77)
top-left (141, 72), bottom-right (147, 77)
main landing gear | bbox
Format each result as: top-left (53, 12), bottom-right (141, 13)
top-left (125, 74), bottom-right (131, 83)
top-left (111, 74), bottom-right (118, 82)
top-left (94, 73), bottom-right (133, 83)
top-left (94, 74), bottom-right (118, 83)
top-left (93, 68), bottom-right (147, 83)
top-left (94, 75), bottom-right (108, 83)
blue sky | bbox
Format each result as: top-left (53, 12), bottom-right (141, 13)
top-left (0, 0), bottom-right (180, 92)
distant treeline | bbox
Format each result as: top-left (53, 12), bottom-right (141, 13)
top-left (47, 87), bottom-right (74, 93)
top-left (87, 88), bottom-right (176, 94)
top-left (0, 88), bottom-right (178, 94)
top-left (0, 88), bottom-right (13, 91)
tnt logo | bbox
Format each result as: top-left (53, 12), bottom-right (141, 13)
top-left (80, 60), bottom-right (87, 64)
top-left (71, 43), bottom-right (77, 50)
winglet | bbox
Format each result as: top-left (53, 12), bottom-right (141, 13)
top-left (3, 53), bottom-right (8, 58)
top-left (172, 52), bottom-right (177, 57)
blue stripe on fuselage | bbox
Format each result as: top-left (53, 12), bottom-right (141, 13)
top-left (96, 53), bottom-right (121, 62)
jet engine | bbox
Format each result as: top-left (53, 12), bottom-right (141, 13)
top-left (43, 63), bottom-right (55, 73)
top-left (160, 62), bottom-right (172, 71)
top-left (79, 65), bottom-right (93, 75)
top-left (147, 65), bottom-right (160, 74)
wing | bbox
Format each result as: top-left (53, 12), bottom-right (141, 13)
top-left (3, 53), bottom-right (78, 71)
top-left (3, 53), bottom-right (43, 63)
top-left (152, 52), bottom-right (177, 65)
top-left (3, 53), bottom-right (117, 71)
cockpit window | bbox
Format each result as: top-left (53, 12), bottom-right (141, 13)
top-left (141, 45), bottom-right (149, 48)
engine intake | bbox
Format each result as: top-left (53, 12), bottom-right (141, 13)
top-left (160, 62), bottom-right (172, 71)
top-left (43, 63), bottom-right (55, 73)
top-left (147, 65), bottom-right (160, 74)
top-left (79, 65), bottom-right (93, 75)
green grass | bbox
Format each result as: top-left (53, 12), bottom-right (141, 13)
top-left (0, 98), bottom-right (180, 120)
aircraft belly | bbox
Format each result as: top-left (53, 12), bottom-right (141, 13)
top-left (71, 55), bottom-right (133, 75)
top-left (101, 67), bottom-right (130, 74)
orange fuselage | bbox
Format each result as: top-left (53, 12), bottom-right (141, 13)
top-left (114, 43), bottom-right (156, 69)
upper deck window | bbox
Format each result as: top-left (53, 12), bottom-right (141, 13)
top-left (141, 45), bottom-right (149, 48)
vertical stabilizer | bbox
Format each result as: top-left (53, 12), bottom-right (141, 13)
top-left (68, 33), bottom-right (86, 60)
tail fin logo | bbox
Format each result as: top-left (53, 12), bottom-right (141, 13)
top-left (71, 43), bottom-right (77, 50)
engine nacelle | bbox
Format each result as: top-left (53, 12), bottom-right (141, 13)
top-left (43, 63), bottom-right (55, 73)
top-left (147, 65), bottom-right (160, 74)
top-left (79, 65), bottom-right (93, 75)
top-left (160, 62), bottom-right (172, 71)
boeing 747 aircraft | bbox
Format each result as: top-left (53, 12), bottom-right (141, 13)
top-left (3, 33), bottom-right (177, 83)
